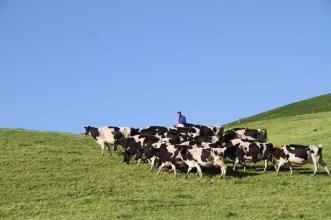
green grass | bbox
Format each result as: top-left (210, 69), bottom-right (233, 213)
top-left (1, 111), bottom-right (331, 219)
top-left (228, 93), bottom-right (331, 125)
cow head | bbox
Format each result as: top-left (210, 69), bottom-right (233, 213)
top-left (84, 126), bottom-right (91, 136)
top-left (212, 126), bottom-right (224, 136)
top-left (84, 126), bottom-right (99, 140)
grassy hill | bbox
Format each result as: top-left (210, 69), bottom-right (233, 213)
top-left (228, 93), bottom-right (331, 125)
top-left (1, 95), bottom-right (331, 219)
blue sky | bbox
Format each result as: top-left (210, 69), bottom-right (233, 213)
top-left (0, 0), bottom-right (330, 133)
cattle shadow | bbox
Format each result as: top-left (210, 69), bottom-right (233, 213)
top-left (171, 165), bottom-right (261, 178)
top-left (225, 169), bottom-right (261, 178)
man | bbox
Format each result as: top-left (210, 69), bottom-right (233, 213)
top-left (177, 111), bottom-right (187, 127)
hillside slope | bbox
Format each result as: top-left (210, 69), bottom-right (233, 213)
top-left (1, 111), bottom-right (331, 219)
top-left (228, 93), bottom-right (331, 125)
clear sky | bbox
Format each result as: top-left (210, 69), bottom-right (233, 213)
top-left (1, 1), bottom-right (330, 133)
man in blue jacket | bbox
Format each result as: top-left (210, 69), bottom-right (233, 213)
top-left (177, 111), bottom-right (187, 126)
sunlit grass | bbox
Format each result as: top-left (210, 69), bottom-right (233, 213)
top-left (1, 112), bottom-right (331, 219)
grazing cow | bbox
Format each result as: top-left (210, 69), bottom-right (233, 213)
top-left (271, 144), bottom-right (330, 176)
top-left (224, 139), bottom-right (273, 172)
top-left (179, 145), bottom-right (227, 178)
top-left (84, 126), bottom-right (118, 155)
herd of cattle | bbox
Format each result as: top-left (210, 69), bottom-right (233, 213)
top-left (83, 124), bottom-right (330, 177)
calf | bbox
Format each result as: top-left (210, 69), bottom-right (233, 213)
top-left (272, 144), bottom-right (330, 176)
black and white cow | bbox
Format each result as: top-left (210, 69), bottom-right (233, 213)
top-left (231, 128), bottom-right (268, 142)
top-left (224, 138), bottom-right (273, 172)
top-left (184, 124), bottom-right (224, 137)
top-left (139, 126), bottom-right (168, 137)
top-left (179, 144), bottom-right (227, 178)
top-left (84, 125), bottom-right (143, 154)
top-left (271, 144), bottom-right (330, 176)
top-left (84, 126), bottom-right (118, 155)
top-left (115, 137), bottom-right (144, 164)
top-left (115, 135), bottom-right (160, 164)
top-left (144, 143), bottom-right (181, 176)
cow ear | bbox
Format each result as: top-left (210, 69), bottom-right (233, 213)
top-left (84, 126), bottom-right (87, 129)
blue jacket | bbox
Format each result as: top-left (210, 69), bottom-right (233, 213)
top-left (178, 115), bottom-right (187, 125)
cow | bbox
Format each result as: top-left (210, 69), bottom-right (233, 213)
top-left (116, 137), bottom-right (143, 164)
top-left (144, 143), bottom-right (181, 176)
top-left (84, 126), bottom-right (119, 155)
top-left (139, 126), bottom-right (168, 137)
top-left (116, 132), bottom-right (181, 164)
top-left (232, 128), bottom-right (268, 142)
top-left (179, 144), bottom-right (227, 178)
top-left (114, 134), bottom-right (161, 164)
top-left (224, 138), bottom-right (273, 172)
top-left (271, 144), bottom-right (330, 176)
top-left (184, 124), bottom-right (224, 137)
top-left (171, 126), bottom-right (200, 138)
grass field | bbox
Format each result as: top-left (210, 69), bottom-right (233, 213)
top-left (1, 98), bottom-right (331, 219)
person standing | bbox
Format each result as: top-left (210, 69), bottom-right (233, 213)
top-left (176, 111), bottom-right (187, 127)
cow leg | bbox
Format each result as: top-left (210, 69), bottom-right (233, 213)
top-left (216, 159), bottom-right (227, 178)
top-left (196, 165), bottom-right (203, 178)
top-left (186, 166), bottom-right (193, 176)
top-left (271, 158), bottom-right (277, 171)
top-left (169, 163), bottom-right (177, 176)
top-left (149, 157), bottom-right (156, 172)
top-left (157, 162), bottom-right (167, 174)
top-left (313, 160), bottom-right (318, 176)
top-left (100, 143), bottom-right (106, 155)
top-left (233, 159), bottom-right (239, 171)
top-left (137, 159), bottom-right (141, 166)
top-left (319, 160), bottom-right (330, 175)
top-left (289, 164), bottom-right (293, 175)
top-left (276, 158), bottom-right (286, 176)
top-left (185, 161), bottom-right (197, 177)
top-left (263, 160), bottom-right (268, 173)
